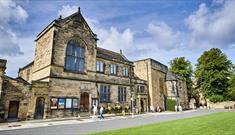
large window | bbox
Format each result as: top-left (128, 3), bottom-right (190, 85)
top-left (123, 67), bottom-right (129, 77)
top-left (96, 61), bottom-right (104, 73)
top-left (110, 64), bottom-right (117, 75)
top-left (118, 87), bottom-right (126, 102)
top-left (99, 85), bottom-right (111, 102)
top-left (65, 40), bottom-right (85, 72)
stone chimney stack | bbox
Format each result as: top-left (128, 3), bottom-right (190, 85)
top-left (120, 49), bottom-right (123, 55)
top-left (0, 59), bottom-right (7, 75)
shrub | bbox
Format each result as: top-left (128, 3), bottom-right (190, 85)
top-left (209, 94), bottom-right (224, 103)
top-left (166, 99), bottom-right (176, 111)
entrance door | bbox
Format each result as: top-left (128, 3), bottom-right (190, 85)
top-left (80, 92), bottom-right (89, 112)
top-left (34, 97), bottom-right (45, 119)
top-left (8, 101), bottom-right (19, 119)
top-left (140, 100), bottom-right (144, 112)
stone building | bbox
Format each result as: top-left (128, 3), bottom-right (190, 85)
top-left (134, 58), bottom-right (168, 111)
top-left (0, 59), bottom-right (32, 121)
top-left (0, 8), bottom-right (189, 121)
top-left (18, 9), bottom-right (143, 119)
top-left (166, 71), bottom-right (189, 109)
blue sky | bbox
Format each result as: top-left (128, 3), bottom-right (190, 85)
top-left (0, 0), bottom-right (235, 77)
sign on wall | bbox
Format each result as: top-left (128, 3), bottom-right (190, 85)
top-left (51, 98), bottom-right (58, 109)
top-left (58, 98), bottom-right (65, 109)
top-left (66, 98), bottom-right (72, 109)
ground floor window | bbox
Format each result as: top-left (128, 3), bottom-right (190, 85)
top-left (99, 84), bottom-right (111, 102)
top-left (118, 87), bottom-right (127, 102)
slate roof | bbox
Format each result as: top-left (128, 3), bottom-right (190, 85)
top-left (19, 61), bottom-right (34, 71)
top-left (96, 47), bottom-right (133, 64)
top-left (166, 71), bottom-right (185, 81)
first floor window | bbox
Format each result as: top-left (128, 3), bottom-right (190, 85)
top-left (123, 67), bottom-right (129, 76)
top-left (118, 87), bottom-right (126, 102)
top-left (140, 86), bottom-right (145, 93)
top-left (100, 85), bottom-right (111, 102)
top-left (96, 61), bottom-right (104, 72)
top-left (65, 40), bottom-right (85, 72)
top-left (110, 64), bottom-right (117, 75)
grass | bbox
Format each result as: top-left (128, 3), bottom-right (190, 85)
top-left (91, 112), bottom-right (235, 135)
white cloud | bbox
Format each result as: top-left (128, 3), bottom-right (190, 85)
top-left (147, 22), bottom-right (181, 50)
top-left (0, 0), bottom-right (28, 56)
top-left (97, 27), bottom-right (134, 52)
top-left (57, 5), bottom-right (78, 18)
top-left (0, 27), bottom-right (23, 55)
top-left (185, 0), bottom-right (235, 49)
top-left (57, 5), bottom-right (135, 55)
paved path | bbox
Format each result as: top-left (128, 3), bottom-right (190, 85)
top-left (0, 109), bottom-right (226, 135)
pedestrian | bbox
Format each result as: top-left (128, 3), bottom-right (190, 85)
top-left (100, 105), bottom-right (104, 119)
top-left (93, 104), bottom-right (97, 116)
top-left (175, 105), bottom-right (178, 112)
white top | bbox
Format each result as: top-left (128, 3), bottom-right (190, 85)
top-left (100, 107), bottom-right (104, 113)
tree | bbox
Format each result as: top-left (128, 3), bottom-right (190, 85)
top-left (169, 57), bottom-right (193, 100)
top-left (228, 65), bottom-right (235, 101)
top-left (195, 48), bottom-right (232, 103)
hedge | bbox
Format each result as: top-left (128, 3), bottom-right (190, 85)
top-left (166, 99), bottom-right (176, 111)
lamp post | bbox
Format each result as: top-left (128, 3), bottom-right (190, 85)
top-left (131, 97), bottom-right (134, 118)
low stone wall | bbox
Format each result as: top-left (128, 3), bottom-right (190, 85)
top-left (208, 101), bottom-right (235, 109)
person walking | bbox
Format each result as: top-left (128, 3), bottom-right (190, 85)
top-left (100, 105), bottom-right (104, 120)
top-left (93, 104), bottom-right (97, 116)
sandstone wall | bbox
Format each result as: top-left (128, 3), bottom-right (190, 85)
top-left (32, 27), bottom-right (55, 81)
top-left (18, 63), bottom-right (34, 83)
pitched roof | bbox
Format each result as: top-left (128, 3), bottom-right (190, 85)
top-left (166, 71), bottom-right (185, 81)
top-left (19, 61), bottom-right (34, 71)
top-left (96, 47), bottom-right (133, 64)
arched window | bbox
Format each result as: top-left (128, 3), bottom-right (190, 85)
top-left (65, 40), bottom-right (85, 72)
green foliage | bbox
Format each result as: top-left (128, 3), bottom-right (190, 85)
top-left (166, 99), bottom-right (176, 111)
top-left (169, 57), bottom-right (193, 98)
top-left (228, 65), bottom-right (235, 100)
top-left (195, 48), bottom-right (232, 102)
top-left (208, 95), bottom-right (224, 103)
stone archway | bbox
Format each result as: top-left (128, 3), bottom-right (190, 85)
top-left (34, 97), bottom-right (45, 119)
top-left (80, 92), bottom-right (89, 112)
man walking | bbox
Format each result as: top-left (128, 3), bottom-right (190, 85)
top-left (100, 105), bottom-right (104, 120)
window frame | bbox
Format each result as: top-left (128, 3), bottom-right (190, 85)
top-left (110, 64), bottom-right (117, 75)
top-left (64, 40), bottom-right (85, 73)
top-left (123, 67), bottom-right (129, 77)
top-left (99, 84), bottom-right (111, 103)
top-left (96, 60), bottom-right (104, 73)
top-left (118, 87), bottom-right (127, 102)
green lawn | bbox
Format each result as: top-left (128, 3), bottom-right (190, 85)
top-left (92, 112), bottom-right (235, 135)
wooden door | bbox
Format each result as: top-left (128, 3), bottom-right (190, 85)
top-left (34, 97), bottom-right (45, 119)
top-left (80, 92), bottom-right (89, 112)
top-left (8, 101), bottom-right (19, 119)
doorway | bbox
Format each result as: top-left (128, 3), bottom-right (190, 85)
top-left (140, 99), bottom-right (144, 112)
top-left (80, 92), bottom-right (89, 112)
top-left (34, 97), bottom-right (45, 119)
top-left (8, 101), bottom-right (19, 119)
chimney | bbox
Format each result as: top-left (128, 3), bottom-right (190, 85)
top-left (0, 59), bottom-right (7, 75)
top-left (120, 49), bottom-right (123, 55)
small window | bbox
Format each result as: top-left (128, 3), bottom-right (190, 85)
top-left (110, 64), bottom-right (117, 75)
top-left (140, 86), bottom-right (145, 93)
top-left (96, 61), bottom-right (104, 73)
top-left (123, 67), bottom-right (129, 77)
